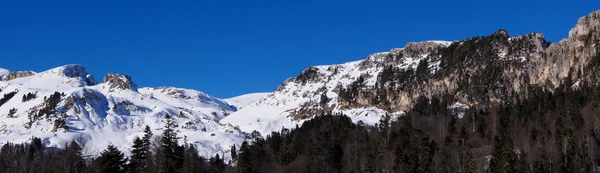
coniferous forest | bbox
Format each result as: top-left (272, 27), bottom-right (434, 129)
top-left (4, 82), bottom-right (600, 173)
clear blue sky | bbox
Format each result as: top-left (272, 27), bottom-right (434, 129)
top-left (1, 0), bottom-right (598, 98)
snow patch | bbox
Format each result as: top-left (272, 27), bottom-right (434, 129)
top-left (448, 102), bottom-right (470, 118)
top-left (225, 92), bottom-right (272, 110)
top-left (0, 68), bottom-right (9, 80)
top-left (425, 40), bottom-right (453, 46)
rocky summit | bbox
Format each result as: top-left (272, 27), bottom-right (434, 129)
top-left (102, 73), bottom-right (137, 91)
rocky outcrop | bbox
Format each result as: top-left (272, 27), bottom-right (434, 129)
top-left (272, 10), bottom-right (600, 119)
top-left (569, 10), bottom-right (600, 42)
top-left (3, 71), bottom-right (35, 81)
top-left (102, 73), bottom-right (137, 91)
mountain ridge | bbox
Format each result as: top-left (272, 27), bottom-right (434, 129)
top-left (1, 9), bottom-right (600, 164)
top-left (222, 9), bottom-right (600, 136)
top-left (0, 64), bottom-right (243, 160)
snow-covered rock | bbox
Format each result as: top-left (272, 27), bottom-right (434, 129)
top-left (221, 9), bottom-right (600, 137)
top-left (221, 40), bottom-right (453, 135)
top-left (2, 71), bottom-right (36, 81)
top-left (0, 64), bottom-right (243, 161)
top-left (103, 73), bottom-right (137, 91)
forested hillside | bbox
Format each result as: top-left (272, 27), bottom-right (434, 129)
top-left (4, 82), bottom-right (600, 172)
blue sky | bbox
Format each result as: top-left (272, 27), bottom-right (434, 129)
top-left (1, 0), bottom-right (598, 98)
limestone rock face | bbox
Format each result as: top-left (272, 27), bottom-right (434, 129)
top-left (3, 71), bottom-right (35, 81)
top-left (254, 10), bottom-right (600, 120)
top-left (569, 10), bottom-right (600, 41)
top-left (102, 73), bottom-right (137, 91)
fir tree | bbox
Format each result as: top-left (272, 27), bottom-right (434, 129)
top-left (161, 115), bottom-right (184, 173)
top-left (63, 141), bottom-right (85, 173)
top-left (208, 154), bottom-right (226, 173)
top-left (95, 144), bottom-right (127, 173)
top-left (129, 137), bottom-right (147, 172)
top-left (182, 145), bottom-right (207, 173)
top-left (461, 150), bottom-right (476, 173)
top-left (130, 125), bottom-right (153, 172)
top-left (237, 141), bottom-right (252, 173)
top-left (230, 144), bottom-right (238, 162)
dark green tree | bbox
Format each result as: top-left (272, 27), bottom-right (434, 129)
top-left (129, 126), bottom-right (153, 172)
top-left (160, 115), bottom-right (184, 173)
top-left (230, 145), bottom-right (238, 162)
top-left (461, 150), bottom-right (476, 173)
top-left (532, 149), bottom-right (550, 173)
top-left (182, 145), bottom-right (207, 173)
top-left (95, 144), bottom-right (127, 173)
top-left (63, 140), bottom-right (86, 173)
top-left (237, 141), bottom-right (253, 173)
top-left (208, 154), bottom-right (226, 173)
top-left (489, 135), bottom-right (519, 173)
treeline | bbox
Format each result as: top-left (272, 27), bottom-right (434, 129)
top-left (0, 115), bottom-right (227, 173)
top-left (5, 82), bottom-right (600, 172)
top-left (233, 82), bottom-right (600, 173)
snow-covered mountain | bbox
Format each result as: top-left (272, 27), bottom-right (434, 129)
top-left (223, 10), bottom-right (600, 136)
top-left (224, 92), bottom-right (271, 110)
top-left (0, 65), bottom-right (244, 160)
top-left (220, 42), bottom-right (440, 135)
top-left (2, 10), bottom-right (600, 163)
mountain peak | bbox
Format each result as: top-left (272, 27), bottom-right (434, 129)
top-left (102, 73), bottom-right (137, 91)
top-left (492, 29), bottom-right (509, 38)
top-left (569, 10), bottom-right (600, 41)
top-left (41, 64), bottom-right (97, 85)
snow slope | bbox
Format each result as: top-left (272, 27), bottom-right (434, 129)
top-left (221, 41), bottom-right (452, 136)
top-left (0, 68), bottom-right (9, 80)
top-left (224, 92), bottom-right (271, 110)
top-left (0, 64), bottom-right (243, 160)
top-left (0, 41), bottom-right (454, 159)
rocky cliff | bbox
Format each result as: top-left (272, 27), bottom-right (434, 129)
top-left (223, 10), bottom-right (600, 135)
top-left (2, 71), bottom-right (36, 81)
top-left (102, 73), bottom-right (137, 91)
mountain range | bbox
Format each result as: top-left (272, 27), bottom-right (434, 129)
top-left (1, 9), bottom-right (600, 162)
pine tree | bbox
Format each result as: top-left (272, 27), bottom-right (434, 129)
top-left (129, 137), bottom-right (147, 172)
top-left (208, 154), bottom-right (226, 173)
top-left (95, 144), bottom-right (127, 173)
top-left (489, 135), bottom-right (519, 173)
top-left (63, 141), bottom-right (86, 173)
top-left (449, 118), bottom-right (457, 134)
top-left (130, 126), bottom-right (153, 172)
top-left (143, 125), bottom-right (153, 144)
top-left (182, 145), bottom-right (207, 173)
top-left (461, 150), bottom-right (476, 173)
top-left (161, 115), bottom-right (184, 173)
top-left (230, 145), bottom-right (238, 162)
top-left (533, 149), bottom-right (550, 173)
top-left (237, 141), bottom-right (252, 173)
top-left (459, 125), bottom-right (469, 147)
